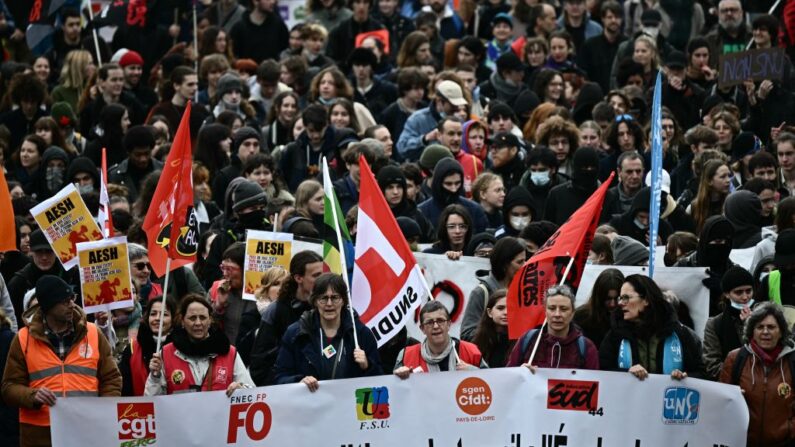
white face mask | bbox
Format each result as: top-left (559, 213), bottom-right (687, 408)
top-left (530, 170), bottom-right (550, 186)
top-left (730, 299), bottom-right (754, 310)
top-left (510, 216), bottom-right (530, 230)
top-left (641, 26), bottom-right (660, 39)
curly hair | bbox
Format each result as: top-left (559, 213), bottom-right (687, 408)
top-left (743, 302), bottom-right (793, 346)
top-left (309, 66), bottom-right (353, 102)
top-left (535, 115), bottom-right (580, 149)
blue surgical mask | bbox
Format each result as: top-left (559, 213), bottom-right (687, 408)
top-left (530, 170), bottom-right (550, 186)
top-left (730, 299), bottom-right (754, 310)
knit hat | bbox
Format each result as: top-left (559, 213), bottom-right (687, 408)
top-left (397, 216), bottom-right (421, 240)
top-left (376, 165), bottom-right (407, 191)
top-left (721, 265), bottom-right (754, 293)
top-left (217, 72), bottom-right (244, 98)
top-left (232, 127), bottom-right (261, 153)
top-left (731, 131), bottom-right (762, 163)
top-left (51, 102), bottom-right (77, 128)
top-left (640, 9), bottom-right (662, 26)
top-left (232, 180), bottom-right (268, 213)
top-left (119, 50), bottom-right (144, 67)
top-left (36, 275), bottom-right (74, 314)
top-left (29, 229), bottom-right (50, 252)
top-left (496, 52), bottom-right (524, 74)
top-left (419, 144), bottom-right (453, 172)
top-left (775, 229), bottom-right (795, 267)
top-left (123, 125), bottom-right (156, 152)
top-left (487, 102), bottom-right (515, 122)
top-left (349, 47), bottom-right (378, 68)
top-left (611, 235), bottom-right (649, 266)
top-left (491, 12), bottom-right (513, 28)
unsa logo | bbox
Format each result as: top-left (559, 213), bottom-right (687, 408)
top-left (662, 387), bottom-right (700, 425)
top-left (455, 377), bottom-right (492, 416)
top-left (117, 402), bottom-right (156, 442)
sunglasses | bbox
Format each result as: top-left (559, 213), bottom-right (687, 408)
top-left (133, 262), bottom-right (151, 271)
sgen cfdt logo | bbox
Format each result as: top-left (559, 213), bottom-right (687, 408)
top-left (227, 398), bottom-right (273, 443)
top-left (117, 402), bottom-right (156, 446)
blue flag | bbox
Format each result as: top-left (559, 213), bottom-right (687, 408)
top-left (648, 71), bottom-right (663, 278)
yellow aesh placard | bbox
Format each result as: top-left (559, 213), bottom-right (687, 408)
top-left (243, 230), bottom-right (292, 301)
top-left (30, 183), bottom-right (103, 270)
top-left (76, 237), bottom-right (134, 313)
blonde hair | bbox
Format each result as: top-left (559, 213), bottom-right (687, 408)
top-left (59, 49), bottom-right (93, 91)
top-left (294, 179), bottom-right (323, 217)
top-left (471, 172), bottom-right (501, 203)
top-left (254, 267), bottom-right (290, 303)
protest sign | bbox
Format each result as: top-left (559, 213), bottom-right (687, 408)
top-left (576, 265), bottom-right (710, 338)
top-left (30, 183), bottom-right (103, 270)
top-left (718, 47), bottom-right (786, 87)
top-left (76, 237), bottom-right (134, 314)
top-left (51, 367), bottom-right (748, 447)
top-left (243, 230), bottom-right (293, 301)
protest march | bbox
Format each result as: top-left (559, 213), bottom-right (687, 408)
top-left (0, 0), bottom-right (794, 446)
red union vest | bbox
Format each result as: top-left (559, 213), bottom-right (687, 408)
top-left (402, 341), bottom-right (482, 372)
top-left (128, 338), bottom-right (149, 396)
top-left (161, 342), bottom-right (237, 394)
top-left (18, 323), bottom-right (101, 427)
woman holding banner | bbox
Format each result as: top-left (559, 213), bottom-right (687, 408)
top-left (720, 303), bottom-right (795, 447)
top-left (599, 275), bottom-right (705, 380)
top-left (274, 273), bottom-right (382, 391)
top-left (145, 295), bottom-right (254, 396)
top-left (506, 285), bottom-right (600, 370)
top-left (119, 296), bottom-right (177, 396)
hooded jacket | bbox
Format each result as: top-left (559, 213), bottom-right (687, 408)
top-left (495, 186), bottom-right (537, 239)
top-left (461, 120), bottom-right (489, 162)
top-left (720, 344), bottom-right (795, 447)
top-left (724, 190), bottom-right (763, 249)
top-left (274, 309), bottom-right (382, 384)
top-left (377, 166), bottom-right (434, 242)
top-left (280, 127), bottom-right (357, 191)
top-left (608, 186), bottom-right (673, 245)
top-left (478, 71), bottom-right (528, 106)
top-left (65, 157), bottom-right (100, 192)
top-left (418, 158), bottom-right (489, 234)
top-left (27, 146), bottom-right (69, 202)
top-left (544, 148), bottom-right (601, 225)
top-left (492, 148), bottom-right (526, 194)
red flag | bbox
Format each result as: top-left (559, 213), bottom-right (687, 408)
top-left (142, 102), bottom-right (199, 277)
top-left (0, 168), bottom-right (16, 252)
top-left (507, 172), bottom-right (615, 339)
top-left (351, 155), bottom-right (427, 346)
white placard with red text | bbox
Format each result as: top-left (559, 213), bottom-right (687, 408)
top-left (51, 368), bottom-right (747, 447)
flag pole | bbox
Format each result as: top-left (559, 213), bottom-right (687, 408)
top-left (85, 0), bottom-right (103, 66)
top-left (101, 147), bottom-right (114, 237)
top-left (526, 256), bottom-right (575, 367)
top-left (155, 257), bottom-right (173, 353)
top-left (416, 264), bottom-right (464, 363)
top-left (322, 157), bottom-right (359, 349)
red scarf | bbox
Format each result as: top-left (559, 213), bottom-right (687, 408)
top-left (750, 340), bottom-right (783, 367)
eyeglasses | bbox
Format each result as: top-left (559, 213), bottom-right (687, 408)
top-left (422, 318), bottom-right (450, 328)
top-left (220, 262), bottom-right (241, 272)
top-left (316, 294), bottom-right (343, 304)
top-left (446, 223), bottom-right (469, 231)
top-left (133, 262), bottom-right (151, 271)
top-left (617, 294), bottom-right (642, 304)
top-left (615, 114), bottom-right (634, 122)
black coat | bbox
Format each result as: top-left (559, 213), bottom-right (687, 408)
top-left (229, 11), bottom-right (289, 63)
top-left (543, 181), bottom-right (597, 226)
top-left (248, 298), bottom-right (312, 386)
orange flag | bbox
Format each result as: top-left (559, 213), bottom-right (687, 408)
top-left (507, 172), bottom-right (615, 339)
top-left (142, 102), bottom-right (199, 277)
top-left (0, 169), bottom-right (16, 252)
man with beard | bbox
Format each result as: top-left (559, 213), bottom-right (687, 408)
top-left (113, 49), bottom-right (158, 112)
top-left (579, 1), bottom-right (627, 93)
top-left (706, 0), bottom-right (750, 66)
top-left (544, 147), bottom-right (601, 225)
top-left (325, 0), bottom-right (384, 66)
top-left (422, 0), bottom-right (465, 39)
top-left (418, 158), bottom-right (489, 234)
top-left (7, 230), bottom-right (81, 328)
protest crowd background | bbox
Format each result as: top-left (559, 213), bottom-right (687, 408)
top-left (0, 0), bottom-right (794, 445)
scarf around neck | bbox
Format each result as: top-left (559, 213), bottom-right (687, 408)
top-left (421, 339), bottom-right (456, 372)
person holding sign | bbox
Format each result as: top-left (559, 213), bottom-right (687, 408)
top-left (394, 300), bottom-right (486, 379)
top-left (1, 276), bottom-right (121, 446)
top-left (599, 274), bottom-right (705, 380)
top-left (506, 285), bottom-right (600, 371)
top-left (145, 295), bottom-right (254, 396)
top-left (274, 273), bottom-right (382, 391)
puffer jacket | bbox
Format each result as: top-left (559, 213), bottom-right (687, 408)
top-left (720, 345), bottom-right (795, 447)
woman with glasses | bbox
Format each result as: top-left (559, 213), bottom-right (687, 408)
top-left (211, 243), bottom-right (257, 346)
top-left (423, 204), bottom-right (474, 259)
top-left (146, 294), bottom-right (254, 396)
top-left (574, 268), bottom-right (624, 346)
top-left (395, 300), bottom-right (486, 379)
top-left (599, 274), bottom-right (705, 380)
top-left (719, 303), bottom-right (795, 447)
top-left (119, 296), bottom-right (177, 396)
top-left (506, 285), bottom-right (599, 370)
top-left (274, 273), bottom-right (381, 391)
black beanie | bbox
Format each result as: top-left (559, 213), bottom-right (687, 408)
top-left (232, 127), bottom-right (261, 153)
top-left (123, 125), bottom-right (156, 152)
top-left (397, 216), bottom-right (421, 240)
top-left (232, 180), bottom-right (268, 213)
top-left (721, 265), bottom-right (754, 293)
top-left (36, 275), bottom-right (74, 314)
top-left (376, 165), bottom-right (407, 191)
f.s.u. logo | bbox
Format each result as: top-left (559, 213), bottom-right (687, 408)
top-left (663, 387), bottom-right (700, 425)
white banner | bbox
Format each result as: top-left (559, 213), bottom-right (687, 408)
top-left (51, 368), bottom-right (748, 447)
top-left (408, 253), bottom-right (490, 341)
top-left (576, 265), bottom-right (710, 338)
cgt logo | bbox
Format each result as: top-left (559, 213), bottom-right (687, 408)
top-left (356, 387), bottom-right (390, 430)
top-left (117, 402), bottom-right (156, 446)
top-left (663, 387), bottom-right (700, 425)
top-left (547, 379), bottom-right (599, 411)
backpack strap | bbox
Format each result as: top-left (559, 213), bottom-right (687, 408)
top-left (577, 335), bottom-right (587, 367)
top-left (731, 347), bottom-right (750, 386)
top-left (478, 283), bottom-right (489, 310)
top-left (520, 329), bottom-right (540, 360)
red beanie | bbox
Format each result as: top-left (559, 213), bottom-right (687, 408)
top-left (119, 50), bottom-right (144, 67)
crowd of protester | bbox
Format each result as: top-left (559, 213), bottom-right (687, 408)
top-left (0, 0), bottom-right (794, 445)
